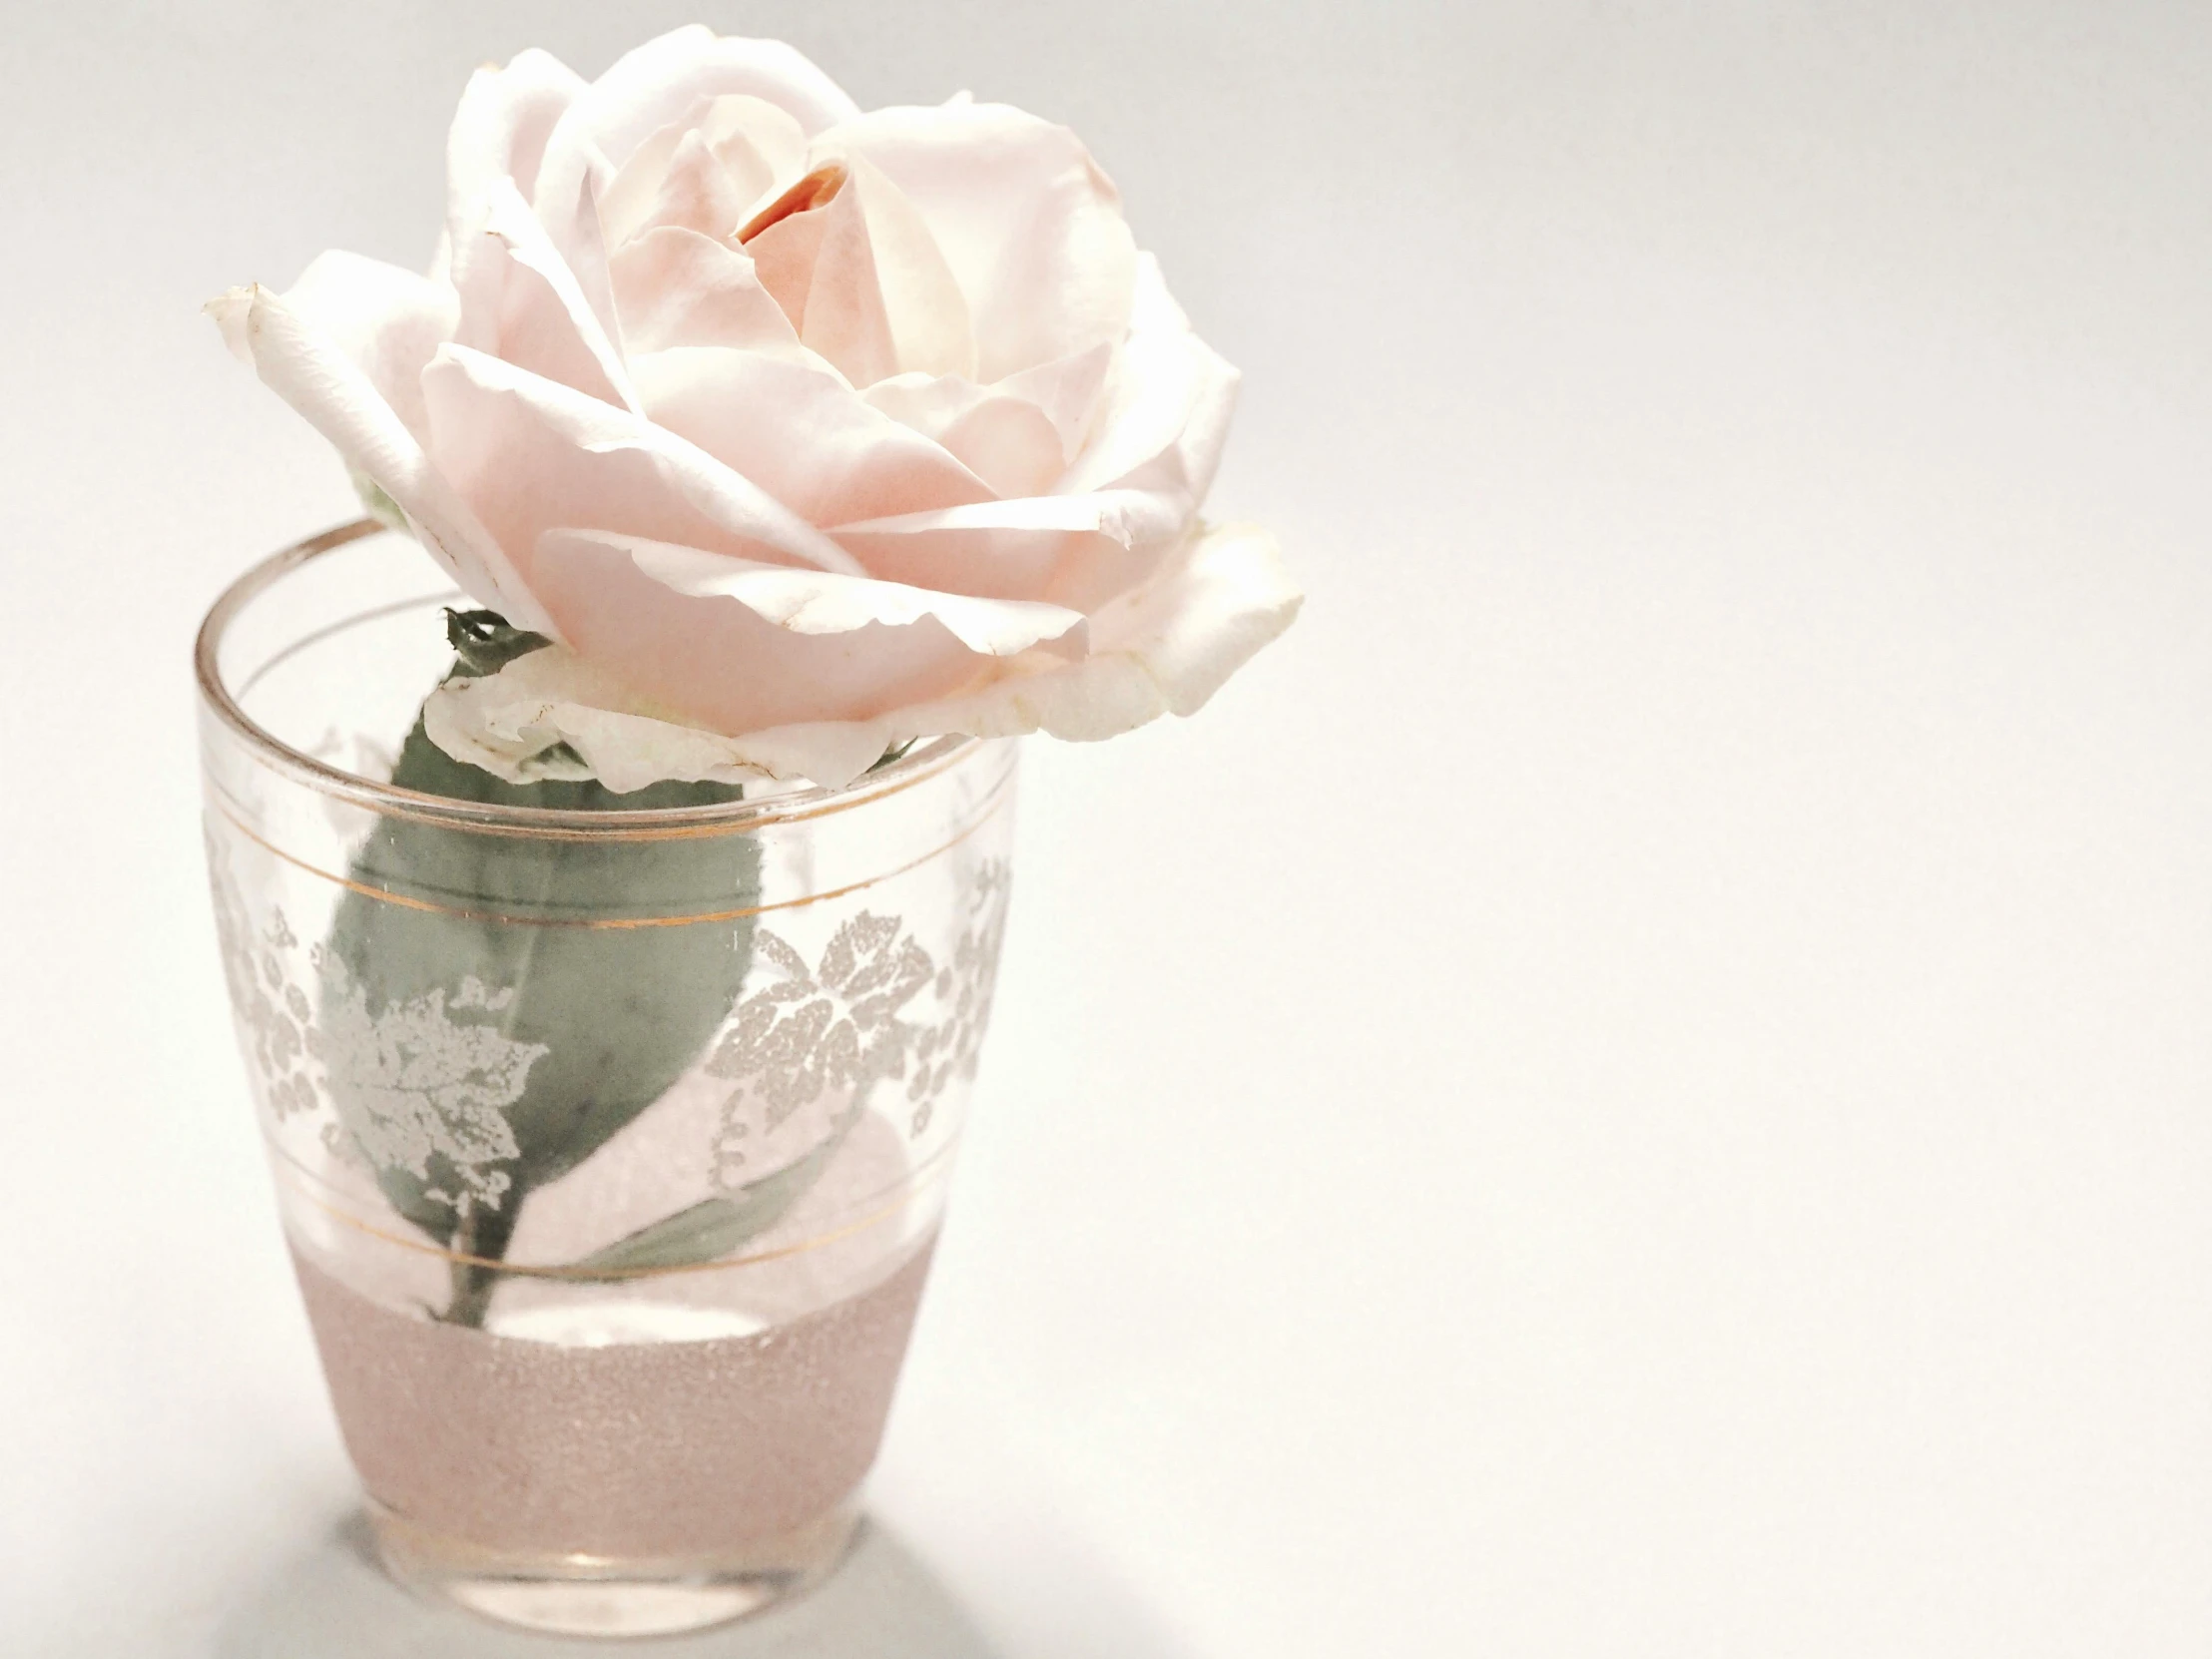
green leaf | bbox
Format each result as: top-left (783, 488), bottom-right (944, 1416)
top-left (316, 637), bottom-right (761, 1321)
top-left (562, 1103), bottom-right (860, 1277)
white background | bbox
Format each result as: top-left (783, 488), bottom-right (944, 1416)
top-left (4, 3), bottom-right (2210, 1654)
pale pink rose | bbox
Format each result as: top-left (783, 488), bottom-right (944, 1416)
top-left (211, 27), bottom-right (1298, 791)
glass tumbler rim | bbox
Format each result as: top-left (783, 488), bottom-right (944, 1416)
top-left (195, 517), bottom-right (986, 841)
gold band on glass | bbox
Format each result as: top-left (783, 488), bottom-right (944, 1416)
top-left (267, 1134), bottom-right (959, 1282)
top-left (205, 763), bottom-right (1011, 929)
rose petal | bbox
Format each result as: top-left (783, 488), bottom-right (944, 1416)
top-left (446, 48), bottom-right (584, 218)
top-left (992, 341), bottom-right (1116, 458)
top-left (632, 346), bottom-right (993, 525)
top-left (616, 537), bottom-right (1084, 656)
top-left (854, 376), bottom-right (1078, 500)
top-left (827, 520), bottom-right (1096, 607)
top-left (609, 227), bottom-right (803, 355)
top-left (1073, 519), bottom-right (1301, 716)
top-left (565, 26), bottom-right (857, 158)
top-left (833, 489), bottom-right (1182, 539)
top-left (843, 261), bottom-right (1240, 612)
top-left (930, 395), bottom-right (1068, 498)
top-left (598, 113), bottom-right (697, 249)
top-left (1058, 253), bottom-right (1238, 501)
top-left (423, 645), bottom-right (886, 793)
top-left (704, 94), bottom-right (810, 212)
top-left (534, 28), bottom-right (857, 237)
top-left (883, 519), bottom-right (1301, 741)
top-left (794, 456), bottom-right (1182, 607)
top-left (438, 520), bottom-right (1298, 791)
top-left (599, 95), bottom-right (808, 249)
top-left (857, 372), bottom-right (980, 438)
top-left (450, 178), bottom-right (637, 410)
top-left (611, 127), bottom-right (749, 245)
top-left (206, 285), bottom-right (547, 631)
top-left (739, 174), bottom-right (836, 331)
top-left (275, 251), bottom-right (456, 444)
top-left (830, 487), bottom-right (1191, 609)
top-left (801, 156), bottom-right (975, 384)
top-left (421, 343), bottom-right (863, 581)
top-left (528, 528), bottom-right (1080, 735)
top-left (791, 166), bottom-right (897, 386)
top-left (820, 101), bottom-right (1137, 380)
top-left (862, 341), bottom-right (1113, 477)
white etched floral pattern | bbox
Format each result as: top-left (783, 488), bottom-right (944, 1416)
top-left (704, 912), bottom-right (936, 1187)
top-left (906, 858), bottom-right (1010, 1136)
top-left (214, 819), bottom-right (1011, 1219)
top-left (309, 959), bottom-right (546, 1214)
top-left (702, 857), bottom-right (1013, 1184)
top-left (207, 835), bottom-right (320, 1122)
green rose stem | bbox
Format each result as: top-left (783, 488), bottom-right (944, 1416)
top-left (444, 1200), bottom-right (523, 1331)
top-left (319, 613), bottom-right (762, 1329)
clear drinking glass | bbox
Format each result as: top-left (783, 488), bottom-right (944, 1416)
top-left (197, 521), bottom-right (1017, 1637)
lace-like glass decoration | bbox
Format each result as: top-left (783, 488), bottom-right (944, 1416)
top-left (310, 957), bottom-right (545, 1214)
top-left (907, 858), bottom-right (1011, 1135)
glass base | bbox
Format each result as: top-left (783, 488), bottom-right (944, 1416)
top-left (368, 1498), bottom-right (860, 1638)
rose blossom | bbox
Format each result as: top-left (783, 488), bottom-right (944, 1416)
top-left (211, 27), bottom-right (1298, 791)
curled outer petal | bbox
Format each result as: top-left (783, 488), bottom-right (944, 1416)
top-left (207, 282), bottom-right (548, 632)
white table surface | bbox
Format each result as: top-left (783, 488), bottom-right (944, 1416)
top-left (4, 4), bottom-right (2210, 1654)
